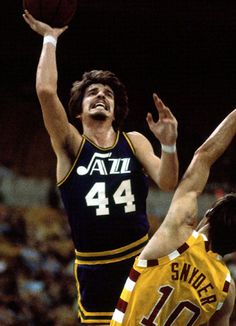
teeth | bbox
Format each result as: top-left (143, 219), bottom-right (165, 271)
top-left (95, 103), bottom-right (105, 108)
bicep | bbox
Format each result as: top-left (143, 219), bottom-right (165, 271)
top-left (38, 94), bottom-right (82, 156)
top-left (127, 132), bottom-right (161, 181)
top-left (164, 191), bottom-right (198, 230)
top-left (168, 152), bottom-right (210, 212)
top-left (39, 94), bottom-right (68, 132)
top-left (156, 153), bottom-right (208, 229)
top-left (128, 132), bottom-right (178, 190)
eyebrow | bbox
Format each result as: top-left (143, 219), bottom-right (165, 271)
top-left (87, 86), bottom-right (114, 95)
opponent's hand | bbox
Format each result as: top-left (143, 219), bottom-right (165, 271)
top-left (146, 93), bottom-right (178, 145)
top-left (22, 10), bottom-right (68, 38)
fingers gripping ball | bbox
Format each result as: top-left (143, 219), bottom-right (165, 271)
top-left (23, 0), bottom-right (78, 27)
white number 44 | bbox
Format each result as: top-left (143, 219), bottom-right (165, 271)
top-left (85, 179), bottom-right (136, 216)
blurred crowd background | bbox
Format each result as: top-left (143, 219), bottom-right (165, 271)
top-left (0, 204), bottom-right (77, 325)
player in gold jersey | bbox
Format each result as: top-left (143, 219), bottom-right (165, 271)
top-left (111, 108), bottom-right (236, 326)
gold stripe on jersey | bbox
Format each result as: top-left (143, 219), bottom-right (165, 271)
top-left (111, 231), bottom-right (231, 326)
top-left (83, 131), bottom-right (120, 150)
top-left (122, 132), bottom-right (136, 155)
top-left (75, 234), bottom-right (148, 265)
top-left (78, 306), bottom-right (112, 324)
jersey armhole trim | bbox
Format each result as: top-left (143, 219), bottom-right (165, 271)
top-left (57, 137), bottom-right (86, 187)
top-left (123, 132), bottom-right (136, 155)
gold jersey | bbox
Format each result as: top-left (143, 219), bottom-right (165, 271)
top-left (111, 231), bottom-right (231, 326)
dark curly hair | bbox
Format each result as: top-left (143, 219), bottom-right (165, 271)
top-left (68, 70), bottom-right (129, 132)
top-left (206, 193), bottom-right (236, 256)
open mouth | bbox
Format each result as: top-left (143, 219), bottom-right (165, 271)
top-left (91, 102), bottom-right (108, 111)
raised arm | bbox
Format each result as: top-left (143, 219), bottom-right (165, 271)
top-left (22, 10), bottom-right (81, 180)
top-left (128, 93), bottom-right (179, 191)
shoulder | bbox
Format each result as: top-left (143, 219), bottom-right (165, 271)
top-left (126, 131), bottom-right (147, 140)
top-left (126, 131), bottom-right (152, 149)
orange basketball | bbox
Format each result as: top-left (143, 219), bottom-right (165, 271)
top-left (23, 0), bottom-right (78, 27)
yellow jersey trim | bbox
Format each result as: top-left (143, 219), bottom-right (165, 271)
top-left (75, 234), bottom-right (148, 265)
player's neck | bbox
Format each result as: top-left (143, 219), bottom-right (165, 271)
top-left (84, 125), bottom-right (117, 147)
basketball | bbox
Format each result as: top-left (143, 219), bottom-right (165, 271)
top-left (23, 0), bottom-right (78, 27)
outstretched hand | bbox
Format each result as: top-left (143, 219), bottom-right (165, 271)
top-left (22, 10), bottom-right (68, 38)
top-left (146, 93), bottom-right (178, 145)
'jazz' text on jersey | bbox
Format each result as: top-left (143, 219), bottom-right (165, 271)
top-left (77, 152), bottom-right (131, 176)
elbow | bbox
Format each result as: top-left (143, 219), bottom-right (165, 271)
top-left (161, 185), bottom-right (175, 192)
top-left (168, 178), bottom-right (179, 191)
top-left (36, 82), bottom-right (56, 100)
top-left (158, 176), bottom-right (179, 192)
top-left (193, 147), bottom-right (210, 166)
top-left (157, 166), bottom-right (179, 191)
top-left (161, 183), bottom-right (178, 192)
top-left (188, 148), bottom-right (211, 176)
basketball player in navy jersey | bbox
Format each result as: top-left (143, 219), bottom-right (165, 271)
top-left (23, 10), bottom-right (178, 325)
top-left (111, 109), bottom-right (236, 325)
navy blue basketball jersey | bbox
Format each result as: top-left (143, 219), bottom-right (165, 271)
top-left (58, 131), bottom-right (150, 323)
top-left (58, 133), bottom-right (148, 252)
top-left (58, 131), bottom-right (149, 254)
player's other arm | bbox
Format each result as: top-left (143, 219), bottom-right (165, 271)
top-left (129, 132), bottom-right (178, 191)
top-left (146, 93), bottom-right (179, 191)
top-left (128, 94), bottom-right (179, 191)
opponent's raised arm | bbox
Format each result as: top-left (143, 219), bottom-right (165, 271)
top-left (140, 108), bottom-right (236, 261)
top-left (167, 108), bottom-right (236, 228)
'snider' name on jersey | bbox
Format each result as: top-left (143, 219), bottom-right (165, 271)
top-left (77, 152), bottom-right (131, 176)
